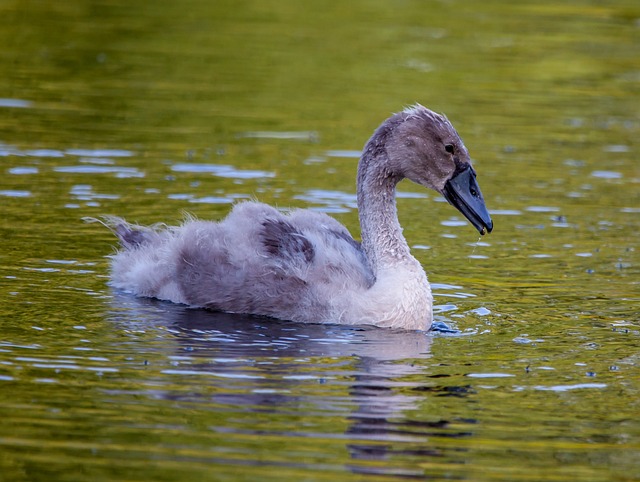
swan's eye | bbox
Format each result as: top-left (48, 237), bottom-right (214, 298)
top-left (445, 144), bottom-right (455, 154)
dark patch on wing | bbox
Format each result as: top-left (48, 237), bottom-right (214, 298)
top-left (261, 219), bottom-right (315, 263)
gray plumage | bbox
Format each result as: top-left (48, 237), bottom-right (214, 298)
top-left (103, 104), bottom-right (493, 330)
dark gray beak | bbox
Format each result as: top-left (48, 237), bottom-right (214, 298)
top-left (442, 165), bottom-right (493, 235)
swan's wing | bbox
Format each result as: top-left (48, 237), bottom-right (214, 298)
top-left (260, 217), bottom-right (373, 276)
top-left (326, 229), bottom-right (375, 288)
top-left (260, 219), bottom-right (315, 263)
top-left (327, 228), bottom-right (362, 252)
top-left (260, 214), bottom-right (375, 290)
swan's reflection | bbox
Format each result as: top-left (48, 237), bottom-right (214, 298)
top-left (108, 294), bottom-right (472, 477)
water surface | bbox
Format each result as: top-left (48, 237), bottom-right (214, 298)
top-left (1, 1), bottom-right (639, 480)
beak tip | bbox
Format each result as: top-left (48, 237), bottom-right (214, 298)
top-left (478, 220), bottom-right (493, 236)
top-left (486, 220), bottom-right (494, 234)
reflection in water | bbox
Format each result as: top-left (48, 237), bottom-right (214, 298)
top-left (109, 295), bottom-right (475, 477)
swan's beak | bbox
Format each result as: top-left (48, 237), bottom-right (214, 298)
top-left (441, 165), bottom-right (493, 235)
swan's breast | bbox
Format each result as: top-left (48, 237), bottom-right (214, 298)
top-left (333, 262), bottom-right (432, 330)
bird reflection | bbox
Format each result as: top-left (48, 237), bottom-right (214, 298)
top-left (108, 293), bottom-right (474, 477)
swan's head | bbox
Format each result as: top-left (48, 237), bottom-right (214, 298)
top-left (386, 104), bottom-right (493, 235)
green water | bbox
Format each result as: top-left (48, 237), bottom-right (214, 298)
top-left (1, 1), bottom-right (639, 480)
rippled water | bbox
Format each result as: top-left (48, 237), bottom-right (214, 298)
top-left (1, 1), bottom-right (639, 480)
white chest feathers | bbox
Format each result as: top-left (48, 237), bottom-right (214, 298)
top-left (334, 261), bottom-right (433, 330)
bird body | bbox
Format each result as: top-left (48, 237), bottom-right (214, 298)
top-left (105, 105), bottom-right (493, 330)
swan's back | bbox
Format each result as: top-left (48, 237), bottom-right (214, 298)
top-left (110, 202), bottom-right (375, 323)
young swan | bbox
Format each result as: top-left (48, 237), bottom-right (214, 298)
top-left (105, 104), bottom-right (493, 331)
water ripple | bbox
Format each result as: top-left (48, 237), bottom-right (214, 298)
top-left (294, 189), bottom-right (357, 213)
top-left (66, 148), bottom-right (134, 157)
top-left (591, 170), bottom-right (623, 179)
top-left (0, 190), bottom-right (31, 197)
top-left (172, 163), bottom-right (275, 179)
top-left (8, 167), bottom-right (38, 175)
top-left (533, 383), bottom-right (607, 392)
top-left (525, 206), bottom-right (560, 213)
top-left (238, 131), bottom-right (318, 141)
top-left (0, 98), bottom-right (32, 108)
top-left (55, 166), bottom-right (143, 177)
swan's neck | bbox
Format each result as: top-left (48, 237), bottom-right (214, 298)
top-left (357, 150), bottom-right (413, 276)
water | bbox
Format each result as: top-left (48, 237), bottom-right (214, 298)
top-left (1, 1), bottom-right (639, 480)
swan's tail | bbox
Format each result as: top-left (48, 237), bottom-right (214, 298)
top-left (84, 216), bottom-right (159, 250)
